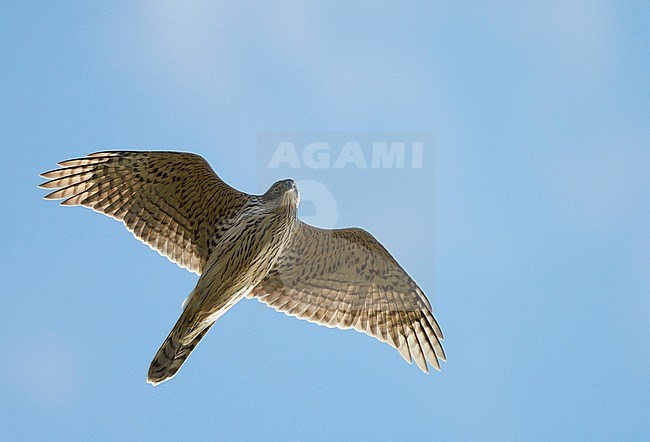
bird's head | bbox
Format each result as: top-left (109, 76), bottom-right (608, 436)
top-left (264, 179), bottom-right (300, 208)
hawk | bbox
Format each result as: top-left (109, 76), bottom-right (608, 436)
top-left (40, 151), bottom-right (445, 385)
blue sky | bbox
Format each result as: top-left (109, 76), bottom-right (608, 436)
top-left (1, 1), bottom-right (649, 440)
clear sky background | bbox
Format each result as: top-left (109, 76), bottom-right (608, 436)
top-left (1, 1), bottom-right (649, 440)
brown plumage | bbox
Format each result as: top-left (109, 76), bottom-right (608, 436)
top-left (40, 150), bottom-right (445, 385)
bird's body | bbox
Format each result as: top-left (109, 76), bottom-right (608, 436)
top-left (148, 182), bottom-right (298, 384)
top-left (41, 151), bottom-right (445, 385)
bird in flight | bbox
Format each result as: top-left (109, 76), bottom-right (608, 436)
top-left (40, 151), bottom-right (445, 385)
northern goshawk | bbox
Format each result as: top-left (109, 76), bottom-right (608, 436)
top-left (40, 151), bottom-right (445, 385)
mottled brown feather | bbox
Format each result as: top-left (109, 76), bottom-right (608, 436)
top-left (40, 151), bottom-right (250, 275)
top-left (249, 220), bottom-right (445, 373)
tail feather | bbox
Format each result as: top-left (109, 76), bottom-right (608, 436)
top-left (147, 321), bottom-right (213, 386)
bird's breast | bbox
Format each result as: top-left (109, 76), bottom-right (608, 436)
top-left (200, 207), bottom-right (295, 292)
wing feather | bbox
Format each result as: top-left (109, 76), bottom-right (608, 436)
top-left (41, 151), bottom-right (251, 275)
top-left (249, 221), bottom-right (445, 373)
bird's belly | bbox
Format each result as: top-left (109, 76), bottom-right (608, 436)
top-left (193, 252), bottom-right (273, 324)
top-left (203, 285), bottom-right (254, 324)
top-left (190, 211), bottom-right (293, 322)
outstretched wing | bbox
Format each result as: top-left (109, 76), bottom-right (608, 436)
top-left (40, 151), bottom-right (251, 275)
top-left (249, 221), bottom-right (445, 373)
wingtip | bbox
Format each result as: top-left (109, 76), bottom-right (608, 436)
top-left (57, 159), bottom-right (78, 167)
top-left (40, 168), bottom-right (65, 179)
top-left (60, 197), bottom-right (80, 206)
top-left (56, 154), bottom-right (113, 168)
top-left (87, 151), bottom-right (121, 158)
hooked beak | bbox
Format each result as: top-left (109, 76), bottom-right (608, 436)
top-left (286, 181), bottom-right (300, 205)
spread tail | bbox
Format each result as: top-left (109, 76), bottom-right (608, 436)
top-left (147, 316), bottom-right (213, 386)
